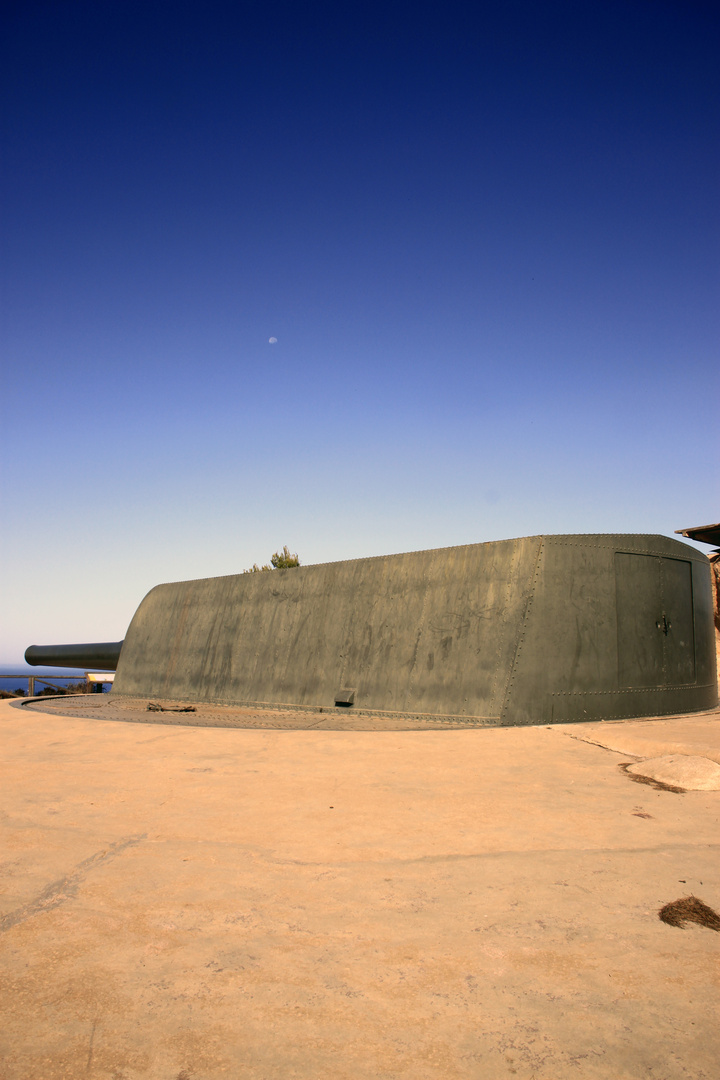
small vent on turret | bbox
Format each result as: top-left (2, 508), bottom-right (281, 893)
top-left (334, 689), bottom-right (355, 707)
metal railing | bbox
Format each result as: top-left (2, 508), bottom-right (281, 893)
top-left (0, 674), bottom-right (113, 697)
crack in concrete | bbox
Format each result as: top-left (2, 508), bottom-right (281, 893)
top-left (0, 834), bottom-right (147, 933)
top-left (560, 732), bottom-right (643, 758)
top-left (262, 841), bottom-right (720, 868)
top-left (85, 1016), bottom-right (97, 1073)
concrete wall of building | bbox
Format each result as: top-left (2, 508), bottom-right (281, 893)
top-left (112, 534), bottom-right (718, 725)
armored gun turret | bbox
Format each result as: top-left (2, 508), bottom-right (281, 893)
top-left (23, 533), bottom-right (719, 724)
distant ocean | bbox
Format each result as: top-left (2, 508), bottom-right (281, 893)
top-left (0, 663), bottom-right (97, 696)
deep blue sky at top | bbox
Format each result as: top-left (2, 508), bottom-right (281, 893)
top-left (1, 0), bottom-right (718, 655)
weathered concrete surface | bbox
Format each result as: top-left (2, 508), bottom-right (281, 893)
top-left (2, 696), bottom-right (719, 1080)
top-left (112, 534), bottom-right (718, 724)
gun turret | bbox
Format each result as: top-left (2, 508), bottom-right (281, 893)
top-left (24, 642), bottom-right (124, 672)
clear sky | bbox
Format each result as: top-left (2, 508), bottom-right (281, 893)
top-left (1, 0), bottom-right (718, 659)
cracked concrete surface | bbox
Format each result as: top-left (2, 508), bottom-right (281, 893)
top-left (1, 697), bottom-right (719, 1079)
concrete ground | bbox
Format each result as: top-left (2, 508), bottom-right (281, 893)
top-left (1, 697), bottom-right (719, 1080)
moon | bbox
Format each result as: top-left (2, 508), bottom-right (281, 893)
top-left (268, 337), bottom-right (277, 344)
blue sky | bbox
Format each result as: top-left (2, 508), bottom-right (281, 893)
top-left (1, 0), bottom-right (718, 658)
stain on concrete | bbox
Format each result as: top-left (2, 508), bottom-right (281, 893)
top-left (0, 834), bottom-right (146, 933)
top-left (618, 762), bottom-right (686, 793)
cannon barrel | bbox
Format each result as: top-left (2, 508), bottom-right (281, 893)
top-left (24, 641), bottom-right (124, 672)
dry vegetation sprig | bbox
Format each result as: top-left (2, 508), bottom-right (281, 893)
top-left (658, 896), bottom-right (720, 931)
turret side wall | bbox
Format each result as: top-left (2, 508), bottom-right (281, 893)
top-left (113, 537), bottom-right (542, 718)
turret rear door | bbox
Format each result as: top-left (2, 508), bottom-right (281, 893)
top-left (615, 553), bottom-right (695, 688)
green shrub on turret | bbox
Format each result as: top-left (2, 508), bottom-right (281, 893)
top-left (244, 546), bottom-right (300, 573)
top-left (270, 546), bottom-right (300, 569)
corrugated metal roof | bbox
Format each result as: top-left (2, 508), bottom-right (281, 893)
top-left (675, 523), bottom-right (720, 546)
